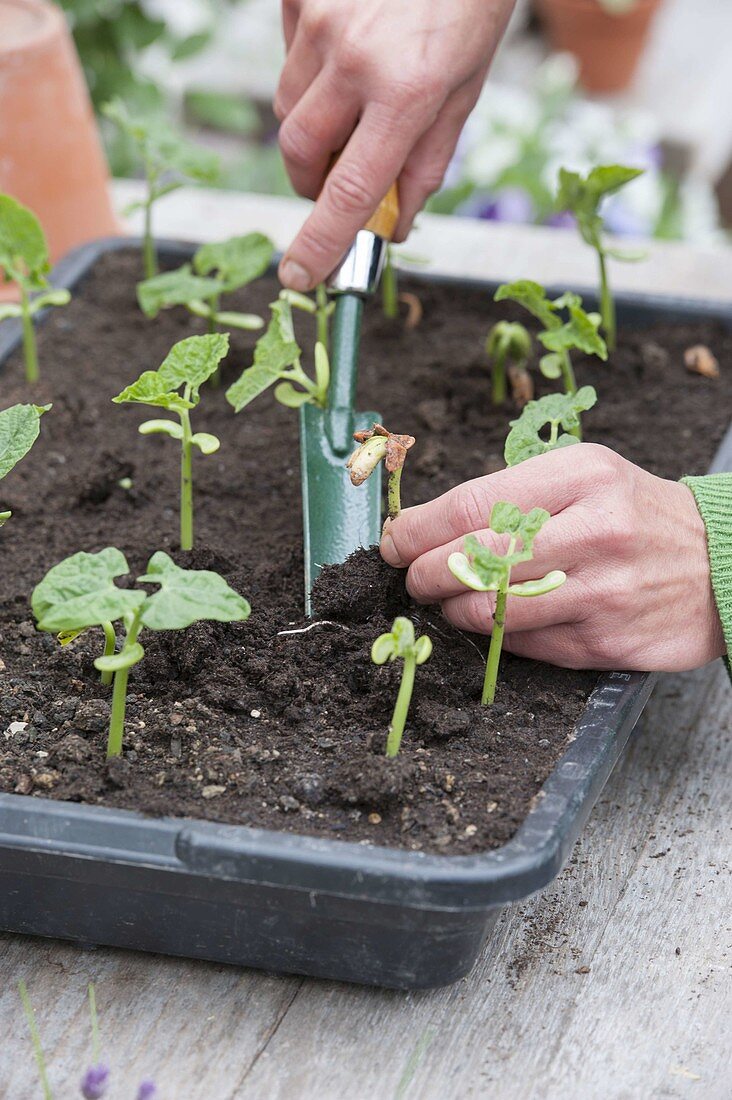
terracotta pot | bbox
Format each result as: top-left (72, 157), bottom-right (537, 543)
top-left (535, 0), bottom-right (664, 95)
top-left (0, 0), bottom-right (118, 267)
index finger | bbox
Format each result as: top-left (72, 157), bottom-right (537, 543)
top-left (381, 447), bottom-right (597, 568)
top-left (278, 100), bottom-right (434, 291)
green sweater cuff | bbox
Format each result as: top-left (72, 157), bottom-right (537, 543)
top-left (682, 473), bottom-right (732, 669)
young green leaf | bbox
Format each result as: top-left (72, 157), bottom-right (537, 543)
top-left (504, 386), bottom-right (597, 466)
top-left (114, 334), bottom-right (228, 550)
top-left (32, 547), bottom-right (251, 757)
top-left (539, 301), bottom-right (608, 360)
top-left (0, 194), bottom-right (48, 287)
top-left (193, 233), bottom-right (274, 292)
top-left (0, 403), bottom-right (50, 480)
top-left (226, 297), bottom-right (328, 413)
top-left (448, 503), bottom-right (565, 704)
top-left (555, 164), bottom-right (645, 350)
top-left (371, 616), bottom-right (432, 757)
top-left (138, 551), bottom-right (251, 630)
top-left (485, 320), bottom-right (532, 405)
top-left (0, 194), bottom-right (71, 383)
top-left (495, 280), bottom-right (558, 331)
top-left (32, 548), bottom-right (146, 632)
top-left (136, 265), bottom-right (224, 318)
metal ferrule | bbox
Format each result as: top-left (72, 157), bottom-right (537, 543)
top-left (326, 230), bottom-right (386, 297)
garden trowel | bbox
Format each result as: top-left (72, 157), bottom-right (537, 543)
top-left (300, 183), bottom-right (400, 613)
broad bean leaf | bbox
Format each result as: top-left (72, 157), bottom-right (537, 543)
top-left (0, 403), bottom-right (50, 480)
top-left (137, 265), bottom-right (224, 317)
top-left (495, 281), bottom-right (558, 331)
top-left (0, 194), bottom-right (49, 287)
top-left (138, 551), bottom-right (251, 630)
top-left (194, 233), bottom-right (274, 292)
top-left (226, 298), bottom-right (301, 413)
top-left (32, 548), bottom-right (146, 632)
top-left (539, 303), bottom-right (608, 359)
top-left (504, 386), bottom-right (597, 467)
top-left (556, 166), bottom-right (644, 251)
top-left (462, 538), bottom-right (508, 591)
top-left (114, 334), bottom-right (229, 409)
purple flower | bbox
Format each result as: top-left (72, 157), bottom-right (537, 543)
top-left (80, 1064), bottom-right (110, 1099)
top-left (477, 187), bottom-right (535, 225)
top-left (545, 210), bottom-right (576, 230)
top-left (136, 1081), bottom-right (158, 1100)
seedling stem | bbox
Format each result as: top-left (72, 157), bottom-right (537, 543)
top-left (20, 285), bottom-right (38, 385)
top-left (180, 386), bottom-right (194, 550)
top-left (387, 649), bottom-right (416, 757)
top-left (388, 466), bottom-right (403, 521)
top-left (107, 608), bottom-right (144, 758)
top-left (382, 247), bottom-right (398, 320)
top-left (101, 622), bottom-right (116, 686)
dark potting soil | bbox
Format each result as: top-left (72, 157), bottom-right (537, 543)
top-left (1, 249), bottom-right (730, 855)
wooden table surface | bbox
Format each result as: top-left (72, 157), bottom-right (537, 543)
top-left (2, 188), bottom-right (731, 1099)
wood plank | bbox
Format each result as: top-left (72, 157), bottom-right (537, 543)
top-left (110, 180), bottom-right (732, 305)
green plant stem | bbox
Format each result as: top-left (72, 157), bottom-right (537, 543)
top-left (107, 612), bottom-right (142, 758)
top-left (598, 249), bottom-right (615, 352)
top-left (316, 283), bottom-right (329, 353)
top-left (559, 350), bottom-right (577, 398)
top-left (491, 350), bottom-right (507, 405)
top-left (382, 248), bottom-right (398, 320)
top-left (388, 468), bottom-right (403, 520)
top-left (20, 285), bottom-right (39, 385)
top-left (207, 292), bottom-right (220, 335)
top-left (19, 980), bottom-right (52, 1100)
top-left (386, 653), bottom-right (416, 757)
top-left (100, 621), bottom-right (116, 686)
top-left (179, 406), bottom-right (194, 550)
top-left (482, 586), bottom-right (507, 705)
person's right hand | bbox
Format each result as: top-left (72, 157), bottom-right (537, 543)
top-left (380, 445), bottom-right (725, 673)
top-left (275, 0), bottom-right (516, 291)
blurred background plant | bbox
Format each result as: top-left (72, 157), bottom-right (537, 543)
top-left (58, 0), bottom-right (730, 243)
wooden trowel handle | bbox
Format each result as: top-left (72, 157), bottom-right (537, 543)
top-left (364, 182), bottom-right (400, 240)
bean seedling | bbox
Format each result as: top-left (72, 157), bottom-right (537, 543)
top-left (346, 423), bottom-right (416, 519)
top-left (226, 295), bottom-right (329, 413)
top-left (137, 232), bottom-right (274, 335)
top-left (504, 386), bottom-right (597, 466)
top-left (371, 617), bottom-right (432, 757)
top-left (113, 333), bottom-right (228, 550)
top-left (0, 195), bottom-right (71, 384)
top-left (280, 283), bottom-right (334, 355)
top-left (103, 98), bottom-right (219, 279)
top-left (32, 548), bottom-right (251, 757)
top-left (448, 503), bottom-right (566, 704)
top-left (495, 281), bottom-right (607, 399)
top-left (485, 320), bottom-right (532, 406)
top-left (0, 402), bottom-right (51, 526)
top-left (555, 164), bottom-right (645, 350)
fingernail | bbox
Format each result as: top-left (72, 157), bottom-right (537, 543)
top-left (380, 521), bottom-right (406, 568)
top-left (279, 258), bottom-right (312, 292)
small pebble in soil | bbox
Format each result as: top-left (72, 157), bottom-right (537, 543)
top-left (368, 813), bottom-right (382, 825)
top-left (575, 966), bottom-right (591, 975)
top-left (202, 785), bottom-right (226, 799)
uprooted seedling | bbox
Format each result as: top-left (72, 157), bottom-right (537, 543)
top-left (137, 232), bottom-right (273, 338)
top-left (0, 402), bottom-right (51, 526)
top-left (32, 548), bottom-right (251, 757)
top-left (495, 280), bottom-right (607, 397)
top-left (504, 386), bottom-right (597, 465)
top-left (371, 617), bottom-right (432, 757)
top-left (555, 164), bottom-right (645, 351)
top-left (448, 503), bottom-right (566, 704)
top-left (226, 295), bottom-right (329, 413)
top-left (485, 321), bottom-right (533, 406)
top-left (346, 423), bottom-right (415, 519)
top-left (103, 98), bottom-right (219, 279)
top-left (113, 333), bottom-right (228, 550)
top-left (0, 194), bottom-right (71, 385)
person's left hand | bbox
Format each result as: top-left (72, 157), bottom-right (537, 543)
top-left (380, 444), bottom-right (725, 672)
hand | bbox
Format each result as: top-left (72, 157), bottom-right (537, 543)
top-left (275, 0), bottom-right (515, 290)
top-left (380, 444), bottom-right (725, 672)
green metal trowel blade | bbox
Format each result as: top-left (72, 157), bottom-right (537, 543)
top-left (300, 292), bottom-right (382, 614)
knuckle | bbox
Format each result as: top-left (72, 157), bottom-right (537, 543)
top-left (325, 169), bottom-right (375, 218)
top-left (581, 443), bottom-right (625, 488)
top-left (301, 1), bottom-right (328, 40)
top-left (334, 33), bottom-right (368, 76)
top-left (278, 116), bottom-right (315, 168)
top-left (445, 480), bottom-right (491, 536)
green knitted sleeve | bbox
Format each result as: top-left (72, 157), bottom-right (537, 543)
top-left (682, 473), bottom-right (732, 669)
